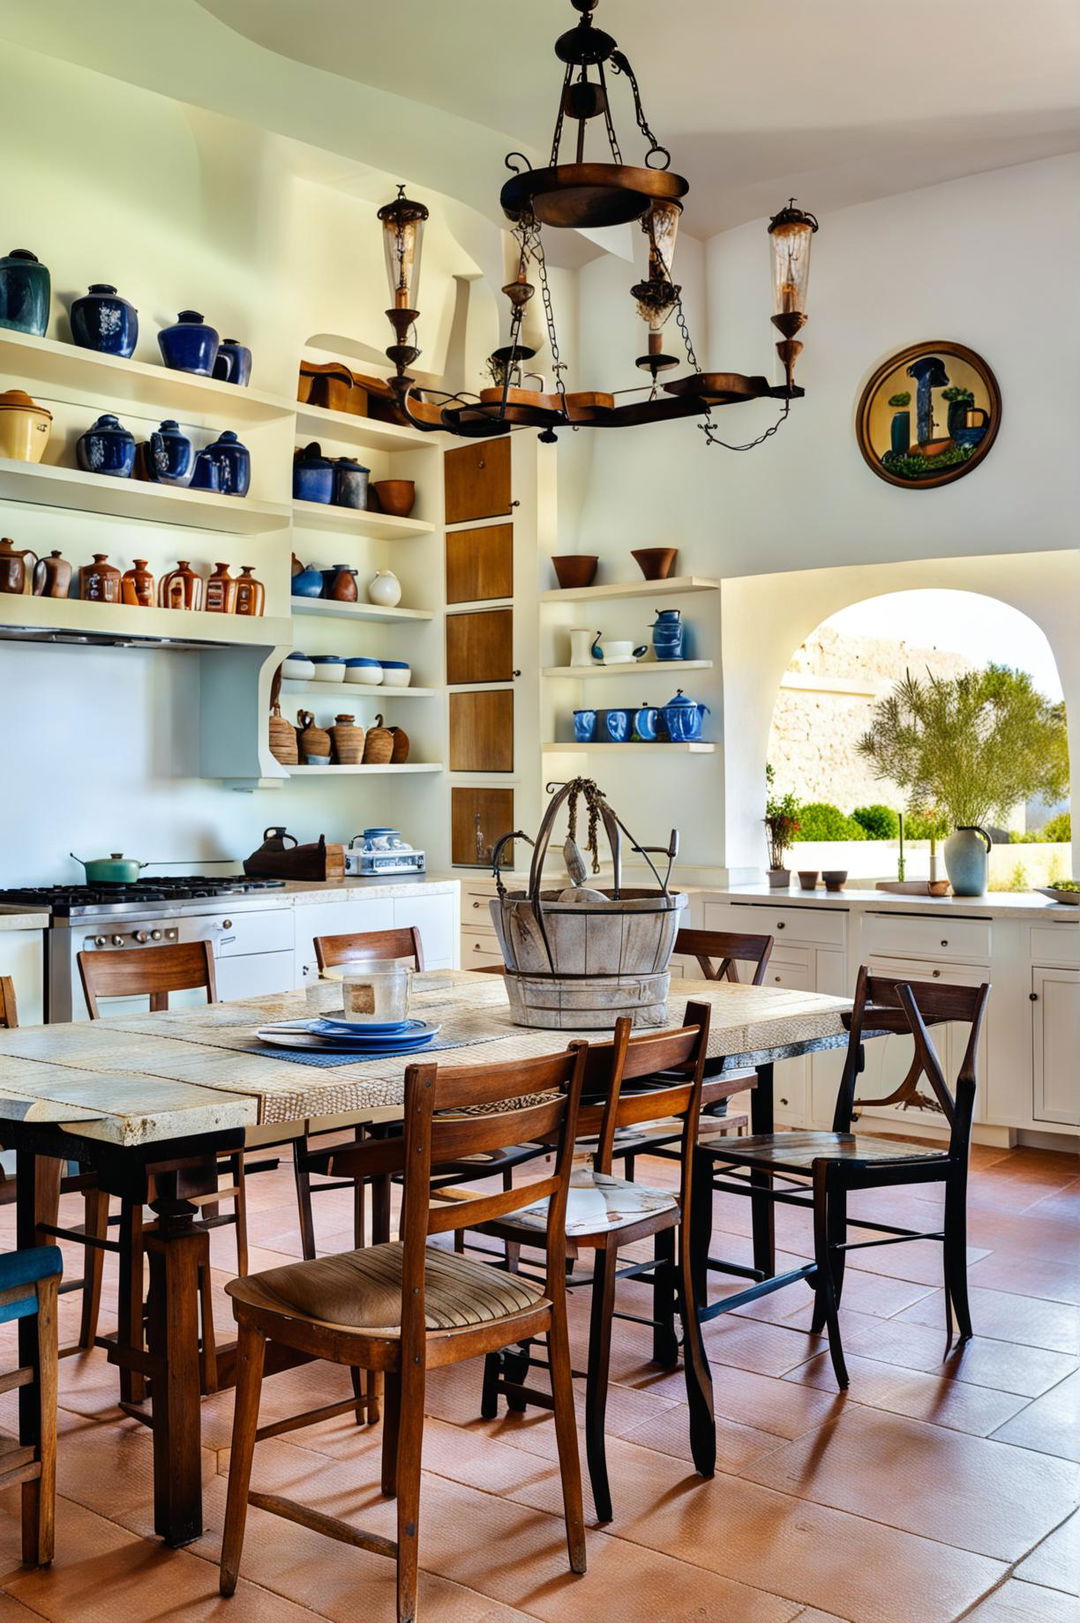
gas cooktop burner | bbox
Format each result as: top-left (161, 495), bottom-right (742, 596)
top-left (0, 877), bottom-right (287, 917)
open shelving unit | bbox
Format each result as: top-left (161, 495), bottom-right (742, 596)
top-left (291, 499), bottom-right (433, 540)
top-left (280, 680), bottom-right (436, 698)
top-left (285, 762), bottom-right (443, 776)
top-left (0, 457), bottom-right (290, 534)
top-left (539, 575), bottom-right (720, 604)
top-left (294, 403), bottom-right (439, 455)
top-left (291, 598), bottom-right (434, 624)
top-left (543, 741), bottom-right (716, 754)
top-left (0, 593), bottom-right (292, 648)
top-left (542, 659), bottom-right (714, 678)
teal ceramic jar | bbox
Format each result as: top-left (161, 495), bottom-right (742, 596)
top-left (0, 249), bottom-right (50, 335)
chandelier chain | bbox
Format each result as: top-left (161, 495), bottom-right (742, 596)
top-left (596, 60), bottom-right (623, 164)
top-left (531, 222), bottom-right (573, 427)
top-left (549, 62), bottom-right (574, 166)
top-left (609, 49), bottom-right (670, 168)
top-left (701, 397), bottom-right (792, 451)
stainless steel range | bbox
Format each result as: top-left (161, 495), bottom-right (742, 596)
top-left (0, 877), bottom-right (295, 1021)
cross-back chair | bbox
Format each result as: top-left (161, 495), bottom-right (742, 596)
top-left (696, 967), bottom-right (991, 1388)
top-left (219, 1044), bottom-right (590, 1623)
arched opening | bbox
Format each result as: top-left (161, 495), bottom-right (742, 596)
top-left (766, 588), bottom-right (1070, 888)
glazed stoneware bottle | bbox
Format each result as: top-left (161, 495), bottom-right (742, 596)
top-left (212, 339), bottom-right (252, 386)
top-left (70, 284), bottom-right (138, 357)
top-left (76, 414), bottom-right (136, 478)
top-left (79, 554), bottom-right (122, 604)
top-left (0, 538), bottom-right (38, 595)
top-left (0, 249), bottom-right (49, 335)
top-left (205, 562), bottom-right (237, 614)
top-left (32, 550), bottom-right (72, 599)
top-left (189, 448), bottom-right (221, 491)
top-left (159, 561), bottom-right (204, 611)
top-left (206, 430), bottom-right (250, 497)
top-left (234, 566), bottom-right (264, 616)
top-left (158, 311), bottom-right (219, 376)
top-left (121, 559), bottom-right (155, 607)
top-left (328, 565), bottom-right (359, 603)
top-left (147, 420), bottom-right (193, 484)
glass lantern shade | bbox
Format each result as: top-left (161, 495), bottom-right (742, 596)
top-left (377, 187), bottom-right (429, 312)
top-left (644, 199), bottom-right (682, 281)
top-left (769, 215), bottom-right (814, 318)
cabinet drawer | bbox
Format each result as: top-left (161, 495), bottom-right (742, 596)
top-left (461, 930), bottom-right (504, 967)
top-left (706, 900), bottom-right (846, 947)
top-left (1030, 924), bottom-right (1080, 967)
top-left (763, 948), bottom-right (813, 992)
top-left (215, 908), bottom-right (295, 958)
top-left (862, 912), bottom-right (990, 963)
top-left (773, 1059), bottom-right (808, 1123)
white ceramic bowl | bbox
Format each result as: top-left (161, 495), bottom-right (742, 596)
top-left (311, 660), bottom-right (346, 684)
top-left (345, 662), bottom-right (384, 685)
top-left (601, 641), bottom-right (639, 662)
top-left (380, 664), bottom-right (412, 688)
top-left (282, 655), bottom-right (315, 682)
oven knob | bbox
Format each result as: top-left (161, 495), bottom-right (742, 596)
top-left (111, 935), bottom-right (125, 947)
top-left (94, 936), bottom-right (106, 948)
top-left (151, 929), bottom-right (163, 941)
top-left (134, 931), bottom-right (149, 945)
top-left (221, 919), bottom-right (233, 930)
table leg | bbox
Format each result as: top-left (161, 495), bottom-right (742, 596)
top-left (749, 1063), bottom-right (776, 1279)
top-left (144, 1171), bottom-right (213, 1547)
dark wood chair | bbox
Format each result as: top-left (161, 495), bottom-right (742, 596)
top-left (219, 1045), bottom-right (590, 1623)
top-left (70, 942), bottom-right (252, 1403)
top-left (314, 925), bottom-right (425, 976)
top-left (696, 967), bottom-right (991, 1388)
top-left (0, 1242), bottom-right (62, 1565)
top-left (0, 979), bottom-right (110, 1361)
top-left (470, 1003), bottom-right (716, 1524)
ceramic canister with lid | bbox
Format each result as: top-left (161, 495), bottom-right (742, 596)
top-left (0, 390), bottom-right (52, 463)
top-left (206, 430), bottom-right (251, 497)
top-left (0, 250), bottom-right (49, 335)
top-left (661, 688), bottom-right (710, 741)
top-left (70, 284), bottom-right (138, 357)
top-left (159, 310), bottom-right (219, 375)
top-left (293, 442), bottom-right (334, 503)
top-left (147, 420), bottom-right (193, 484)
top-left (77, 414), bottom-right (136, 478)
top-left (213, 339), bottom-right (252, 386)
top-left (332, 456), bottom-right (370, 509)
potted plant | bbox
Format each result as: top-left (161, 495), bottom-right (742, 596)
top-left (858, 667), bottom-right (1069, 895)
top-left (764, 765), bottom-right (801, 889)
top-left (887, 390), bottom-right (911, 456)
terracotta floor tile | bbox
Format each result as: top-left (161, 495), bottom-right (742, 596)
top-left (790, 1613), bottom-right (853, 1623)
top-left (701, 1315), bottom-right (825, 1378)
top-left (896, 1287), bottom-right (1080, 1354)
top-left (782, 1350), bottom-right (1031, 1435)
top-left (837, 1313), bottom-right (1078, 1397)
top-left (1013, 1513), bottom-right (1080, 1595)
top-left (962, 1578), bottom-right (1080, 1621)
top-left (0, 1596), bottom-right (43, 1619)
top-left (739, 1407), bottom-right (1080, 1561)
top-left (989, 1372), bottom-right (1080, 1461)
top-left (967, 1251), bottom-right (1080, 1307)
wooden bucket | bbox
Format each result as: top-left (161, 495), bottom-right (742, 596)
top-left (503, 968), bottom-right (672, 1030)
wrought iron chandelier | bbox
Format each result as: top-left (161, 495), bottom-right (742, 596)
top-left (379, 0), bottom-right (819, 448)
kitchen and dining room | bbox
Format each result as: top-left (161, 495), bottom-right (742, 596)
top-left (0, 2), bottom-right (1076, 1619)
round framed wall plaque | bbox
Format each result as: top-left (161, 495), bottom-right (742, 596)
top-left (856, 341), bottom-right (1001, 489)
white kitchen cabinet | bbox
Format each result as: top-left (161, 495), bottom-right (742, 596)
top-left (0, 927), bottom-right (45, 1027)
top-left (1032, 966), bottom-right (1080, 1125)
top-left (393, 894), bottom-right (457, 969)
top-left (216, 950), bottom-right (296, 1002)
top-left (294, 887), bottom-right (459, 983)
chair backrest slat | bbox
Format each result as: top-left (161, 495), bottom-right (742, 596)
top-left (0, 976), bottom-right (17, 1029)
top-left (579, 1001), bottom-right (712, 1175)
top-left (77, 941), bottom-right (217, 1018)
top-left (675, 927), bottom-right (773, 985)
top-left (314, 927), bottom-right (424, 973)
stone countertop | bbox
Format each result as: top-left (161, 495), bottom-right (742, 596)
top-left (706, 885), bottom-right (1079, 924)
top-left (0, 908), bottom-right (50, 931)
top-left (283, 877), bottom-right (458, 902)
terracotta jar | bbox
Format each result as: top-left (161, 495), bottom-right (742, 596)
top-left (205, 561), bottom-right (237, 614)
top-left (159, 560), bottom-right (203, 611)
top-left (79, 553), bottom-right (122, 604)
top-left (296, 709), bottom-right (331, 765)
top-left (268, 704), bottom-right (298, 767)
top-left (121, 559), bottom-right (155, 607)
top-left (0, 537), bottom-right (38, 595)
top-left (234, 565), bottom-right (264, 616)
top-left (328, 564), bottom-right (358, 603)
top-left (32, 549), bottom-right (72, 599)
top-left (330, 714), bottom-right (365, 764)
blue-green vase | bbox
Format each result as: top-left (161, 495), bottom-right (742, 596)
top-left (890, 411), bottom-right (910, 456)
top-left (944, 826), bottom-right (992, 896)
top-left (0, 249), bottom-right (50, 335)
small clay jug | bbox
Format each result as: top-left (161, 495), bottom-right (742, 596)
top-left (328, 564), bottom-right (358, 603)
top-left (297, 709), bottom-right (331, 765)
top-left (234, 565), bottom-right (264, 616)
top-left (269, 704), bottom-right (298, 766)
top-left (32, 549), bottom-right (72, 599)
top-left (205, 561), bottom-right (237, 614)
top-left (120, 559), bottom-right (155, 607)
top-left (79, 553), bottom-right (122, 604)
top-left (330, 714), bottom-right (365, 764)
top-left (159, 560), bottom-right (203, 611)
top-left (0, 537), bottom-right (38, 594)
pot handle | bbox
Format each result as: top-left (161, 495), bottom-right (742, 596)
top-left (69, 852), bottom-right (87, 870)
top-left (263, 827), bottom-right (298, 847)
top-left (632, 645), bottom-right (648, 659)
top-left (976, 825), bottom-right (993, 853)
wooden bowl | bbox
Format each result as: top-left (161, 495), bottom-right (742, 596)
top-left (631, 547), bottom-right (678, 581)
top-left (371, 479), bottom-right (416, 518)
top-left (551, 555), bottom-right (598, 590)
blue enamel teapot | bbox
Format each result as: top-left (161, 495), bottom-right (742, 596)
top-left (661, 688), bottom-right (709, 742)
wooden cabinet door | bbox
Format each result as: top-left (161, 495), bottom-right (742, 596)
top-left (444, 437), bottom-right (512, 525)
top-left (449, 691), bottom-right (514, 772)
top-left (446, 523), bottom-right (513, 603)
top-left (446, 608), bottom-right (514, 685)
top-left (1032, 966), bottom-right (1080, 1124)
top-left (452, 788), bottom-right (515, 867)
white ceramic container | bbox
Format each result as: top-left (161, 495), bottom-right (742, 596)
top-left (311, 657), bottom-right (346, 684)
top-left (367, 569), bottom-right (402, 608)
top-left (345, 659), bottom-right (384, 685)
top-left (380, 662), bottom-right (412, 688)
top-left (281, 654), bottom-right (315, 682)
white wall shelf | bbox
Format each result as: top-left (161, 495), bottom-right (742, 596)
top-left (291, 499), bottom-right (433, 540)
top-left (542, 659), bottom-right (714, 678)
top-left (539, 575), bottom-right (721, 604)
top-left (291, 597), bottom-right (434, 624)
top-left (285, 762), bottom-right (443, 776)
top-left (543, 741), bottom-right (716, 754)
top-left (294, 403), bottom-right (438, 454)
top-left (0, 457), bottom-right (290, 534)
top-left (281, 680), bottom-right (436, 698)
top-left (0, 592), bottom-right (293, 649)
top-left (0, 327), bottom-right (293, 424)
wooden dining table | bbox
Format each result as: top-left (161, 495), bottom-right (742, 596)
top-left (0, 970), bottom-right (854, 1547)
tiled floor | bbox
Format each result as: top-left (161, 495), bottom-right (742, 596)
top-left (0, 1136), bottom-right (1076, 1622)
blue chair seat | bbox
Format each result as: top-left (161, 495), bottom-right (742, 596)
top-left (0, 1246), bottom-right (63, 1325)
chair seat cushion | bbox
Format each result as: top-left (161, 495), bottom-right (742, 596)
top-left (706, 1130), bottom-right (949, 1172)
top-left (496, 1166), bottom-right (678, 1240)
top-left (240, 1241), bottom-right (547, 1333)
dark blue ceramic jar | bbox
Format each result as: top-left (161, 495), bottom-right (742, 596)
top-left (0, 249), bottom-right (49, 336)
top-left (206, 430), bottom-right (251, 496)
top-left (332, 456), bottom-right (370, 509)
top-left (651, 608), bottom-right (685, 662)
top-left (76, 414), bottom-right (136, 478)
top-left (158, 310), bottom-right (219, 376)
top-left (293, 442), bottom-right (334, 503)
top-left (70, 284), bottom-right (138, 358)
top-left (147, 419), bottom-right (193, 484)
top-left (213, 338), bottom-right (252, 387)
top-left (189, 448), bottom-right (221, 491)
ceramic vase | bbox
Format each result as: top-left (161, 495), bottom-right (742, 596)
top-left (159, 561), bottom-right (203, 611)
top-left (147, 420), bottom-right (193, 484)
top-left (158, 310), bottom-right (219, 376)
top-left (79, 554), bottom-right (122, 603)
top-left (206, 430), bottom-right (250, 496)
top-left (234, 566), bottom-right (264, 616)
top-left (0, 249), bottom-right (49, 335)
top-left (328, 565), bottom-right (359, 603)
top-left (944, 826), bottom-right (992, 896)
top-left (212, 338), bottom-right (251, 386)
top-left (367, 569), bottom-right (402, 608)
top-left (77, 414), bottom-right (136, 478)
top-left (70, 284), bottom-right (138, 357)
top-left (205, 562), bottom-right (237, 613)
top-left (32, 550), bottom-right (72, 599)
top-left (332, 456), bottom-right (369, 509)
top-left (121, 560), bottom-right (155, 607)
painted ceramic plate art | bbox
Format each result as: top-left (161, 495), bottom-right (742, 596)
top-left (856, 341), bottom-right (1000, 488)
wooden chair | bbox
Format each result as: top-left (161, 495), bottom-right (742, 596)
top-left (0, 979), bottom-right (109, 1361)
top-left (219, 1045), bottom-right (590, 1623)
top-left (696, 968), bottom-right (991, 1387)
top-left (0, 1242), bottom-right (62, 1565)
top-left (472, 1003), bottom-right (716, 1523)
top-left (70, 942), bottom-right (252, 1402)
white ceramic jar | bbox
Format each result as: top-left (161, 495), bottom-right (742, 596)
top-left (367, 569), bottom-right (402, 608)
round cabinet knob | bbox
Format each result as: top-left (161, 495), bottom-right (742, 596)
top-left (150, 930), bottom-right (162, 941)
top-left (134, 931), bottom-right (149, 944)
top-left (940, 939), bottom-right (948, 947)
top-left (222, 919), bottom-right (233, 930)
top-left (94, 936), bottom-right (106, 948)
top-left (773, 975), bottom-right (782, 983)
top-left (111, 935), bottom-right (124, 947)
top-left (780, 1098), bottom-right (789, 1107)
top-left (1029, 992), bottom-right (1039, 1002)
top-left (932, 969), bottom-right (941, 978)
top-left (776, 921), bottom-right (786, 930)
top-left (472, 900), bottom-right (482, 909)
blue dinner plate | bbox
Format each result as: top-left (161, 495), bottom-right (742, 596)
top-left (309, 1019), bottom-right (440, 1046)
top-left (312, 1017), bottom-right (426, 1038)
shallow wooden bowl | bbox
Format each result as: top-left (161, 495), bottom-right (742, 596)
top-left (371, 479), bottom-right (416, 518)
top-left (631, 547), bottom-right (678, 580)
top-left (551, 555), bottom-right (598, 590)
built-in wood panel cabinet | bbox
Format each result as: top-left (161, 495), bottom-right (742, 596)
top-left (446, 608), bottom-right (514, 685)
top-left (444, 437), bottom-right (512, 525)
top-left (446, 523), bottom-right (514, 604)
top-left (449, 690), bottom-right (514, 772)
top-left (451, 787), bottom-right (515, 867)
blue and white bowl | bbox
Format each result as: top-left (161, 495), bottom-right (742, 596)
top-left (311, 655), bottom-right (346, 684)
top-left (282, 652), bottom-right (315, 682)
top-left (344, 657), bottom-right (384, 686)
top-left (380, 659), bottom-right (412, 688)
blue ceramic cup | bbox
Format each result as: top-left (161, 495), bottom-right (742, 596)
top-left (572, 709), bottom-right (597, 742)
top-left (599, 708), bottom-right (631, 743)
